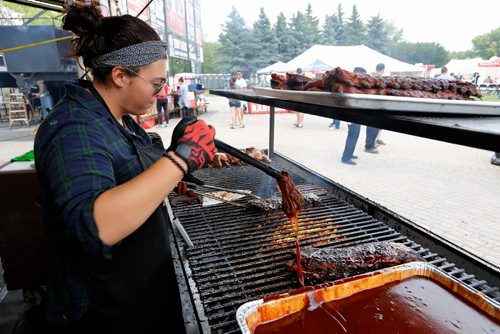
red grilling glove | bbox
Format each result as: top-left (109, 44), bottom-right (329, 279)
top-left (175, 182), bottom-right (196, 196)
top-left (176, 182), bottom-right (189, 195)
top-left (168, 116), bottom-right (216, 173)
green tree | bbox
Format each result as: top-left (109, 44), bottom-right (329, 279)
top-left (288, 8), bottom-right (320, 59)
top-left (322, 14), bottom-right (339, 45)
top-left (321, 5), bottom-right (347, 46)
top-left (472, 27), bottom-right (500, 59)
top-left (249, 8), bottom-right (278, 72)
top-left (288, 11), bottom-right (309, 57)
top-left (366, 14), bottom-right (388, 54)
top-left (216, 7), bottom-right (252, 74)
top-left (201, 41), bottom-right (220, 73)
top-left (389, 42), bottom-right (449, 67)
top-left (275, 12), bottom-right (293, 61)
top-left (448, 50), bottom-right (478, 59)
top-left (334, 4), bottom-right (346, 45)
top-left (345, 5), bottom-right (365, 45)
top-left (384, 21), bottom-right (404, 44)
top-left (304, 3), bottom-right (321, 45)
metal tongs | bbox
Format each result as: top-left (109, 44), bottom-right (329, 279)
top-left (184, 182), bottom-right (261, 199)
top-left (214, 139), bottom-right (282, 180)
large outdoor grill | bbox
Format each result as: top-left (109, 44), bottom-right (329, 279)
top-left (169, 162), bottom-right (500, 333)
top-left (166, 89), bottom-right (500, 333)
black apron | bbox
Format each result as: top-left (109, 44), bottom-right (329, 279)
top-left (73, 82), bottom-right (184, 333)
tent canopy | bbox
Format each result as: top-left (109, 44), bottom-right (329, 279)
top-left (302, 59), bottom-right (333, 71)
top-left (282, 45), bottom-right (425, 75)
top-left (444, 57), bottom-right (484, 74)
top-left (256, 61), bottom-right (292, 74)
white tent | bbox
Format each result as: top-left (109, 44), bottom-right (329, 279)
top-left (478, 57), bottom-right (500, 82)
top-left (444, 58), bottom-right (484, 78)
top-left (256, 61), bottom-right (295, 74)
top-left (284, 45), bottom-right (425, 76)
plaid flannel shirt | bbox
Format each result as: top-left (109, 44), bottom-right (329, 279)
top-left (34, 80), bottom-right (151, 326)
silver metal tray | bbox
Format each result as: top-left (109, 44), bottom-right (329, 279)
top-left (236, 261), bottom-right (500, 334)
top-left (253, 87), bottom-right (500, 116)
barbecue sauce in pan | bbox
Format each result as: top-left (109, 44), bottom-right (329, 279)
top-left (254, 277), bottom-right (500, 334)
top-left (278, 172), bottom-right (305, 287)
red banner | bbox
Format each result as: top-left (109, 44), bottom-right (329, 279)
top-left (127, 0), bottom-right (149, 22)
top-left (166, 0), bottom-right (187, 37)
top-left (247, 102), bottom-right (293, 114)
top-left (478, 58), bottom-right (500, 67)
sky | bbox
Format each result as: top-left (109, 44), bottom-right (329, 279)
top-left (200, 0), bottom-right (500, 52)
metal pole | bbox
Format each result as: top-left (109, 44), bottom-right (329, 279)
top-left (269, 105), bottom-right (275, 158)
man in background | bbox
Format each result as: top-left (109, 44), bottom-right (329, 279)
top-left (371, 63), bottom-right (386, 147)
top-left (178, 77), bottom-right (190, 117)
top-left (234, 70), bottom-right (247, 127)
top-left (156, 82), bottom-right (170, 128)
top-left (294, 68), bottom-right (305, 128)
top-left (341, 67), bottom-right (383, 164)
top-left (436, 66), bottom-right (456, 81)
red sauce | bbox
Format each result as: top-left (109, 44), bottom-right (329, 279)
top-left (278, 172), bottom-right (305, 287)
top-left (254, 277), bottom-right (500, 334)
top-left (294, 236), bottom-right (304, 287)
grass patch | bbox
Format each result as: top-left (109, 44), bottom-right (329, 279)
top-left (478, 95), bottom-right (500, 102)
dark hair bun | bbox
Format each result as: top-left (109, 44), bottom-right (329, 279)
top-left (63, 2), bottom-right (103, 37)
top-left (61, 1), bottom-right (161, 80)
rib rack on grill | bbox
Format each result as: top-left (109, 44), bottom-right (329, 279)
top-left (288, 241), bottom-right (422, 284)
top-left (248, 193), bottom-right (321, 212)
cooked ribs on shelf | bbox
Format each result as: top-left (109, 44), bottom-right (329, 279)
top-left (204, 147), bottom-right (271, 168)
top-left (288, 241), bottom-right (422, 284)
top-left (271, 67), bottom-right (481, 100)
top-left (248, 193), bottom-right (321, 212)
top-left (245, 146), bottom-right (272, 163)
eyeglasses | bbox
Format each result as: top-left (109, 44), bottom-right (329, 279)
top-left (124, 67), bottom-right (166, 95)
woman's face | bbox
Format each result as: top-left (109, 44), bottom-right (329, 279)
top-left (120, 59), bottom-right (167, 115)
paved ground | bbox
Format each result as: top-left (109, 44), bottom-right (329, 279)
top-left (1, 94), bottom-right (499, 331)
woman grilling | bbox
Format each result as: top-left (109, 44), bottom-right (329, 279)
top-left (34, 2), bottom-right (216, 332)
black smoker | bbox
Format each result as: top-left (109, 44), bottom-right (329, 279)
top-left (166, 89), bottom-right (500, 333)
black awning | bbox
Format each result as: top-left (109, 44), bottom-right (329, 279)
top-left (4, 0), bottom-right (64, 12)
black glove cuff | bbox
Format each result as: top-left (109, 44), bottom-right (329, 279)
top-left (182, 173), bottom-right (205, 186)
top-left (172, 143), bottom-right (193, 173)
top-left (174, 144), bottom-right (191, 162)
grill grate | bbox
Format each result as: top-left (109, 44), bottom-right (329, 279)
top-left (171, 165), bottom-right (499, 333)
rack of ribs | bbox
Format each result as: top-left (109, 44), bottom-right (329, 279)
top-left (248, 193), bottom-right (321, 212)
top-left (287, 241), bottom-right (422, 284)
top-left (205, 147), bottom-right (271, 168)
top-left (270, 67), bottom-right (481, 100)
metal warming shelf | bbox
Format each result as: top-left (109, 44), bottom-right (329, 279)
top-left (252, 87), bottom-right (500, 116)
top-left (210, 89), bottom-right (500, 152)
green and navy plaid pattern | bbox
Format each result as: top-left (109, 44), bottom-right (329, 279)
top-left (34, 80), bottom-right (152, 326)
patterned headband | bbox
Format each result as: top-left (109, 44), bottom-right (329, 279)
top-left (92, 40), bottom-right (168, 68)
